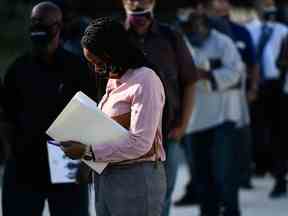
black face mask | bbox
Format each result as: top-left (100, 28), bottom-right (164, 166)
top-left (186, 31), bottom-right (208, 47)
top-left (29, 23), bottom-right (58, 55)
top-left (263, 8), bottom-right (277, 22)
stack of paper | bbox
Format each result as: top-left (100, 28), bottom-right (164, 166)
top-left (46, 91), bottom-right (128, 174)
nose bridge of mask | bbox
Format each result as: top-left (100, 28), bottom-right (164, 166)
top-left (30, 31), bottom-right (50, 46)
top-left (124, 0), bottom-right (155, 16)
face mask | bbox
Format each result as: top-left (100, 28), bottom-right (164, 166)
top-left (29, 23), bottom-right (58, 55)
top-left (186, 32), bottom-right (207, 47)
top-left (126, 5), bottom-right (154, 27)
top-left (263, 7), bottom-right (277, 21)
top-left (128, 13), bottom-right (152, 27)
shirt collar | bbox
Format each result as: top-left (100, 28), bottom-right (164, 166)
top-left (110, 68), bottom-right (134, 87)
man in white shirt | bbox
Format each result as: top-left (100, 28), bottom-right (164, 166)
top-left (183, 12), bottom-right (244, 216)
top-left (229, 0), bottom-right (288, 199)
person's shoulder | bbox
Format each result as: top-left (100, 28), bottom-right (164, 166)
top-left (11, 52), bottom-right (31, 66)
top-left (212, 29), bottom-right (234, 44)
top-left (212, 30), bottom-right (239, 54)
top-left (157, 22), bottom-right (182, 38)
top-left (245, 19), bottom-right (262, 31)
top-left (6, 52), bottom-right (31, 74)
top-left (230, 21), bottom-right (250, 35)
top-left (271, 21), bottom-right (288, 35)
top-left (132, 66), bottom-right (161, 85)
top-left (158, 22), bottom-right (177, 31)
top-left (58, 48), bottom-right (83, 63)
top-left (56, 48), bottom-right (86, 70)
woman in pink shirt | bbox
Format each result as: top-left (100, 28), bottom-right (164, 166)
top-left (61, 17), bottom-right (167, 216)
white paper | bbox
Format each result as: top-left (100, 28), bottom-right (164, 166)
top-left (47, 140), bottom-right (80, 184)
top-left (46, 91), bottom-right (129, 174)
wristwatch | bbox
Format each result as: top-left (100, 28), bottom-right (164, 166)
top-left (82, 145), bottom-right (94, 161)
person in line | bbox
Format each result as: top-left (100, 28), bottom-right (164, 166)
top-left (204, 0), bottom-right (259, 190)
top-left (121, 1), bottom-right (198, 215)
top-left (61, 17), bottom-right (167, 216)
top-left (1, 2), bottom-right (96, 215)
top-left (175, 0), bottom-right (258, 207)
top-left (229, 0), bottom-right (288, 198)
top-left (183, 12), bottom-right (245, 216)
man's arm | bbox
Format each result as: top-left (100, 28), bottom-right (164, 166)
top-left (207, 37), bottom-right (244, 91)
top-left (169, 31), bottom-right (197, 141)
top-left (170, 83), bottom-right (195, 140)
top-left (0, 61), bottom-right (21, 159)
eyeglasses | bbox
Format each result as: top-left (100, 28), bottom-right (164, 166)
top-left (86, 61), bottom-right (109, 78)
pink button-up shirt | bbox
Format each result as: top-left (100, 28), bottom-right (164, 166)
top-left (91, 67), bottom-right (166, 163)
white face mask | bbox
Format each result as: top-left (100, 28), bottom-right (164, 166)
top-left (124, 0), bottom-right (155, 16)
top-left (125, 5), bottom-right (154, 27)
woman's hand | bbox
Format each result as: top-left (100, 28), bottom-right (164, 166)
top-left (60, 141), bottom-right (87, 160)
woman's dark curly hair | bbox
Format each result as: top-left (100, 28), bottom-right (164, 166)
top-left (81, 17), bottom-right (147, 72)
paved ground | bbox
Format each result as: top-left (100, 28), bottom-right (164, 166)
top-left (1, 164), bottom-right (288, 216)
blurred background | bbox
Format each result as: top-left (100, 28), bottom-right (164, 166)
top-left (1, 0), bottom-right (288, 215)
top-left (0, 0), bottom-right (193, 77)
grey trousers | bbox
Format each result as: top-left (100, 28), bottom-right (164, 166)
top-left (94, 162), bottom-right (166, 216)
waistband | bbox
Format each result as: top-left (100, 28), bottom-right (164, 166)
top-left (107, 160), bottom-right (163, 170)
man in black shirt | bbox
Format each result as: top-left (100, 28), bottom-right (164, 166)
top-left (1, 2), bottom-right (96, 216)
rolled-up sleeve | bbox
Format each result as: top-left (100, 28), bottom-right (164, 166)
top-left (91, 72), bottom-right (165, 162)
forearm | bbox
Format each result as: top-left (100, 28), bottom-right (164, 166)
top-left (179, 83), bottom-right (195, 130)
top-left (91, 133), bottom-right (154, 162)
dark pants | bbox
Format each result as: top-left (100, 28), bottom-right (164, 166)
top-left (181, 126), bottom-right (252, 198)
top-left (191, 122), bottom-right (241, 216)
top-left (250, 80), bottom-right (287, 180)
top-left (180, 134), bottom-right (199, 196)
top-left (162, 139), bottom-right (180, 216)
top-left (2, 160), bottom-right (90, 216)
top-left (277, 94), bottom-right (288, 181)
top-left (237, 126), bottom-right (253, 185)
